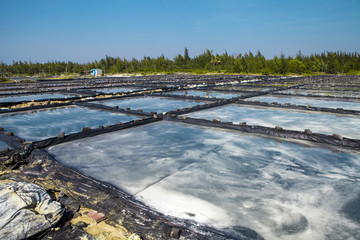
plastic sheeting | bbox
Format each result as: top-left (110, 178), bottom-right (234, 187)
top-left (0, 182), bottom-right (64, 240)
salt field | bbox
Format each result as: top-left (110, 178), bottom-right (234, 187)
top-left (95, 96), bottom-right (209, 113)
top-left (170, 90), bottom-right (246, 99)
top-left (1, 75), bottom-right (360, 239)
top-left (183, 104), bottom-right (360, 139)
top-left (248, 95), bottom-right (360, 111)
top-left (0, 106), bottom-right (139, 141)
top-left (48, 121), bottom-right (360, 240)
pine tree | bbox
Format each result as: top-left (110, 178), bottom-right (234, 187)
top-left (184, 47), bottom-right (190, 64)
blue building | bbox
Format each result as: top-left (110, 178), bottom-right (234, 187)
top-left (90, 69), bottom-right (103, 76)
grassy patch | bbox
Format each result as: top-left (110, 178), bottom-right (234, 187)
top-left (347, 69), bottom-right (360, 75)
top-left (0, 77), bottom-right (15, 83)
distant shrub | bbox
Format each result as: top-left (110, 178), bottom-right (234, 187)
top-left (20, 79), bottom-right (36, 83)
top-left (261, 67), bottom-right (270, 75)
top-left (0, 77), bottom-right (14, 83)
top-left (347, 69), bottom-right (360, 75)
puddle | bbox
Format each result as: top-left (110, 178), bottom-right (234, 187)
top-left (248, 95), bottom-right (360, 111)
top-left (95, 96), bottom-right (209, 113)
top-left (48, 121), bottom-right (360, 240)
top-left (0, 106), bottom-right (139, 141)
top-left (183, 104), bottom-right (360, 139)
top-left (170, 90), bottom-right (246, 99)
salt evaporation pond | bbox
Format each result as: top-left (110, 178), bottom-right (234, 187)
top-left (95, 96), bottom-right (209, 113)
top-left (214, 86), bottom-right (273, 92)
top-left (183, 104), bottom-right (360, 139)
top-left (48, 121), bottom-right (360, 240)
top-left (95, 87), bottom-right (137, 93)
top-left (278, 89), bottom-right (360, 98)
top-left (0, 93), bottom-right (75, 103)
top-left (170, 90), bottom-right (245, 99)
top-left (248, 95), bottom-right (360, 111)
top-left (0, 106), bottom-right (139, 141)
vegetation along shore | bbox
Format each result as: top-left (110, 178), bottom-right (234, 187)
top-left (1, 49), bottom-right (359, 78)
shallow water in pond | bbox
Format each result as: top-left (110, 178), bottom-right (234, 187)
top-left (183, 104), bottom-right (360, 139)
top-left (0, 106), bottom-right (139, 141)
top-left (170, 90), bottom-right (246, 99)
top-left (48, 121), bottom-right (360, 240)
top-left (94, 87), bottom-right (137, 93)
top-left (214, 86), bottom-right (274, 92)
top-left (278, 89), bottom-right (360, 98)
top-left (0, 93), bottom-right (76, 103)
top-left (95, 96), bottom-right (209, 113)
top-left (248, 95), bottom-right (360, 111)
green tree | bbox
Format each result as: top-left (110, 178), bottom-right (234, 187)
top-left (184, 47), bottom-right (190, 65)
top-left (174, 54), bottom-right (185, 69)
top-left (288, 59), bottom-right (306, 74)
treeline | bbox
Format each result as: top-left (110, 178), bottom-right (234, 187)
top-left (1, 49), bottom-right (360, 76)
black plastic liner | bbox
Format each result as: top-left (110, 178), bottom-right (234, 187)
top-left (0, 130), bottom-right (25, 149)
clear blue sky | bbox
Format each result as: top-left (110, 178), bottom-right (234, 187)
top-left (1, 0), bottom-right (359, 63)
